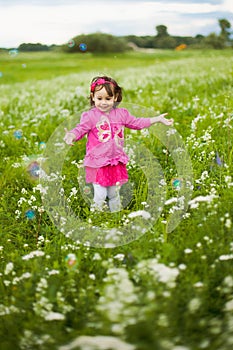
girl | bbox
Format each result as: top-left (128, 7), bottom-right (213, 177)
top-left (64, 75), bottom-right (173, 212)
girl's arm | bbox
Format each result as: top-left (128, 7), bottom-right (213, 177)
top-left (150, 113), bottom-right (174, 126)
top-left (63, 111), bottom-right (92, 146)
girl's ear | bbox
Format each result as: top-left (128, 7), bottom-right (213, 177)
top-left (91, 93), bottom-right (94, 101)
top-left (114, 93), bottom-right (119, 102)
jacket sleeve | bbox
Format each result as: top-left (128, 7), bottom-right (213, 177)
top-left (122, 108), bottom-right (151, 130)
top-left (69, 111), bottom-right (92, 141)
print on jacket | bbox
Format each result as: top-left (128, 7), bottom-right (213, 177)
top-left (96, 115), bottom-right (124, 147)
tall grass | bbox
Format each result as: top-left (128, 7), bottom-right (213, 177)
top-left (0, 50), bottom-right (233, 350)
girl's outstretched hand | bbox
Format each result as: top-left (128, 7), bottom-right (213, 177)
top-left (64, 128), bottom-right (76, 146)
top-left (150, 113), bottom-right (174, 126)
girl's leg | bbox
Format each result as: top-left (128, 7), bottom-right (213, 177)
top-left (92, 184), bottom-right (107, 211)
top-left (107, 185), bottom-right (121, 212)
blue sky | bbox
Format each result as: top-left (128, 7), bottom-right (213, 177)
top-left (0, 0), bottom-right (232, 48)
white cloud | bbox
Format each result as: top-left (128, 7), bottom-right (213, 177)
top-left (0, 1), bottom-right (232, 47)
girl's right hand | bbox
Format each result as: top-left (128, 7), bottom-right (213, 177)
top-left (64, 128), bottom-right (76, 146)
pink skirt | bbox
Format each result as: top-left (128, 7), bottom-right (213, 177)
top-left (86, 163), bottom-right (128, 187)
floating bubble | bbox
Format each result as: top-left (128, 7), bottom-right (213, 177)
top-left (14, 130), bottom-right (23, 139)
top-left (22, 63), bottom-right (27, 68)
top-left (79, 43), bottom-right (87, 52)
top-left (0, 72), bottom-right (3, 78)
top-left (27, 161), bottom-right (40, 179)
top-left (25, 209), bottom-right (36, 220)
top-left (39, 141), bottom-right (46, 150)
top-left (83, 186), bottom-right (91, 195)
top-left (171, 178), bottom-right (182, 190)
top-left (9, 49), bottom-right (18, 57)
top-left (68, 39), bottom-right (75, 48)
top-left (215, 151), bottom-right (223, 166)
top-left (65, 253), bottom-right (77, 269)
top-left (41, 103), bottom-right (193, 247)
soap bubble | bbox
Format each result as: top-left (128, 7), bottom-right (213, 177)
top-left (27, 161), bottom-right (40, 179)
top-left (68, 39), bottom-right (75, 48)
top-left (25, 209), bottom-right (36, 220)
top-left (171, 178), bottom-right (182, 190)
top-left (22, 63), bottom-right (27, 68)
top-left (9, 49), bottom-right (18, 57)
top-left (14, 130), bottom-right (23, 139)
top-left (65, 253), bottom-right (77, 269)
top-left (79, 43), bottom-right (87, 52)
top-left (0, 72), bottom-right (3, 78)
top-left (39, 142), bottom-right (46, 150)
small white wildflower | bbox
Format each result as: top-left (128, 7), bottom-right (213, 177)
top-left (225, 299), bottom-right (233, 312)
top-left (165, 197), bottom-right (178, 205)
top-left (93, 253), bottom-right (101, 260)
top-left (114, 254), bottom-right (125, 261)
top-left (22, 250), bottom-right (45, 260)
top-left (178, 264), bottom-right (187, 270)
top-left (188, 298), bottom-right (201, 313)
top-left (194, 281), bottom-right (204, 288)
top-left (128, 210), bottom-right (151, 219)
top-left (44, 312), bottom-right (65, 321)
top-left (225, 218), bottom-right (232, 229)
top-left (219, 254), bottom-right (233, 261)
top-left (184, 248), bottom-right (193, 254)
top-left (4, 262), bottom-right (14, 275)
top-left (48, 270), bottom-right (60, 275)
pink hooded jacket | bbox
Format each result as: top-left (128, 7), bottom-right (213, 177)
top-left (70, 107), bottom-right (151, 168)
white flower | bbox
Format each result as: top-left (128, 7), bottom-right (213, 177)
top-left (114, 254), bottom-right (125, 261)
top-left (225, 299), bottom-right (233, 312)
top-left (4, 262), bottom-right (14, 275)
top-left (58, 335), bottom-right (135, 350)
top-left (165, 197), bottom-right (178, 205)
top-left (22, 250), bottom-right (45, 260)
top-left (184, 248), bottom-right (192, 254)
top-left (93, 253), bottom-right (101, 260)
top-left (219, 254), bottom-right (233, 261)
top-left (188, 298), bottom-right (201, 313)
top-left (44, 312), bottom-right (65, 321)
top-left (128, 210), bottom-right (151, 219)
top-left (225, 218), bottom-right (232, 229)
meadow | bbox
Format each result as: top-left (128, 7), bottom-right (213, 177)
top-left (0, 49), bottom-right (233, 350)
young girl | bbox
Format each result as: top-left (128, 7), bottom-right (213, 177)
top-left (64, 75), bottom-right (173, 212)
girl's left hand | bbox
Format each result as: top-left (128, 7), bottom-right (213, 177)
top-left (158, 113), bottom-right (174, 126)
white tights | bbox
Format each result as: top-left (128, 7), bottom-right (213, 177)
top-left (92, 184), bottom-right (121, 212)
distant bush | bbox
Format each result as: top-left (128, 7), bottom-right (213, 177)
top-left (61, 32), bottom-right (129, 53)
top-left (18, 43), bottom-right (51, 52)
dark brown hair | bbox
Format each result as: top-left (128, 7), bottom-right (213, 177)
top-left (89, 75), bottom-right (123, 107)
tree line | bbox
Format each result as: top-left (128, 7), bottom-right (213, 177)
top-left (7, 18), bottom-right (233, 53)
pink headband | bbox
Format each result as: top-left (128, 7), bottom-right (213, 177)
top-left (90, 78), bottom-right (115, 92)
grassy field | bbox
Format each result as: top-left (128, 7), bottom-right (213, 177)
top-left (0, 49), bottom-right (233, 350)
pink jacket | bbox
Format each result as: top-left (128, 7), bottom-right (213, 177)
top-left (70, 107), bottom-right (151, 168)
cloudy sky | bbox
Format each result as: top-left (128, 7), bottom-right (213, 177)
top-left (0, 0), bottom-right (232, 48)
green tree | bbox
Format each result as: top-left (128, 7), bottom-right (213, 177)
top-left (62, 33), bottom-right (129, 53)
top-left (218, 18), bottom-right (231, 40)
top-left (155, 25), bottom-right (169, 37)
top-left (203, 33), bottom-right (225, 49)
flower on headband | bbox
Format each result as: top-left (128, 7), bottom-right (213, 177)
top-left (90, 78), bottom-right (115, 92)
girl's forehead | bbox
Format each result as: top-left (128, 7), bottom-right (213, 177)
top-left (94, 86), bottom-right (113, 96)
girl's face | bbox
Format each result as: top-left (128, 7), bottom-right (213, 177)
top-left (92, 86), bottom-right (117, 113)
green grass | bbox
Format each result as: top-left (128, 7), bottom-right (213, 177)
top-left (0, 49), bottom-right (233, 350)
top-left (1, 49), bottom-right (232, 84)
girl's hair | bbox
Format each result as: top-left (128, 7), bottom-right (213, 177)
top-left (89, 75), bottom-right (123, 107)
